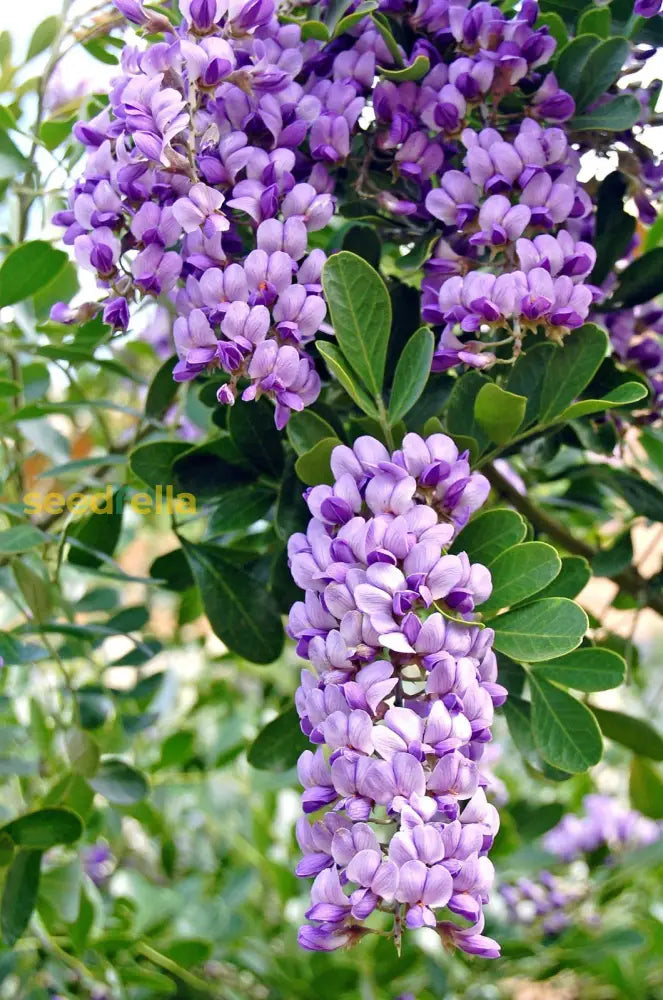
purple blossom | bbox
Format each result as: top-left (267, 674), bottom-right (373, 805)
top-left (291, 435), bottom-right (502, 957)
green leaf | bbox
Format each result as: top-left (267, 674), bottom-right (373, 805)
top-left (445, 371), bottom-right (490, 451)
top-left (275, 453), bottom-right (309, 542)
top-left (295, 437), bottom-right (340, 487)
top-left (181, 538), bottom-right (284, 664)
top-left (474, 383), bottom-right (526, 445)
top-left (570, 94), bottom-right (641, 131)
top-left (301, 20), bottom-right (330, 41)
top-left (555, 34), bottom-right (602, 96)
top-left (38, 858), bottom-right (82, 924)
top-left (630, 758), bottom-right (663, 820)
top-left (529, 674), bottom-right (603, 773)
top-left (0, 524), bottom-right (45, 554)
top-left (492, 598), bottom-right (588, 662)
top-left (0, 833), bottom-right (13, 867)
top-left (538, 324), bottom-right (608, 422)
top-left (39, 116), bottom-right (76, 151)
top-left (228, 396), bottom-right (283, 477)
top-left (609, 248), bottom-right (663, 308)
top-left (342, 225), bottom-right (381, 269)
top-left (575, 38), bottom-right (628, 112)
top-left (145, 355), bottom-right (178, 420)
top-left (13, 561), bottom-right (54, 622)
top-left (2, 809), bottom-right (83, 849)
top-left (334, 0), bottom-right (377, 35)
top-left (379, 54), bottom-right (430, 81)
top-left (321, 251), bottom-right (391, 400)
top-left (591, 529), bottom-right (633, 577)
top-left (287, 410), bottom-right (338, 456)
top-left (506, 344), bottom-right (556, 427)
top-left (1, 850), bottom-right (41, 946)
top-left (150, 548), bottom-right (194, 591)
top-left (66, 730), bottom-right (100, 778)
top-left (537, 12), bottom-right (568, 47)
top-left (129, 441), bottom-right (190, 489)
top-left (324, 0), bottom-right (354, 32)
top-left (27, 15), bottom-right (59, 59)
top-left (451, 508), bottom-right (527, 564)
top-left (388, 327), bottom-right (434, 426)
top-left (481, 542), bottom-right (561, 614)
top-left (531, 647), bottom-right (626, 691)
top-left (591, 172), bottom-right (636, 285)
top-left (589, 707), bottom-right (663, 760)
top-left (247, 706), bottom-right (309, 770)
top-left (577, 6), bottom-right (610, 37)
top-left (173, 439), bottom-right (252, 499)
top-left (0, 241), bottom-right (68, 307)
top-left (67, 490), bottom-right (124, 570)
top-left (89, 758), bottom-right (149, 804)
top-left (209, 485), bottom-right (274, 533)
top-left (561, 381), bottom-right (648, 419)
top-left (316, 341), bottom-right (379, 417)
top-left (535, 556), bottom-right (590, 600)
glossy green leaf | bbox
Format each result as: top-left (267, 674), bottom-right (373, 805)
top-left (577, 6), bottom-right (610, 37)
top-left (67, 492), bottom-right (124, 570)
top-left (13, 561), bottom-right (53, 623)
top-left (530, 674), bottom-right (603, 773)
top-left (334, 0), bottom-right (377, 35)
top-left (591, 529), bottom-right (633, 577)
top-left (388, 327), bottom-right (435, 426)
top-left (173, 439), bottom-right (252, 499)
top-left (301, 19), bottom-right (330, 40)
top-left (591, 172), bottom-right (636, 285)
top-left (150, 548), bottom-right (194, 592)
top-left (209, 485), bottom-right (274, 533)
top-left (506, 343), bottom-right (556, 427)
top-left (321, 251), bottom-right (391, 400)
top-left (531, 647), bottom-right (626, 691)
top-left (2, 809), bottom-right (83, 849)
top-left (451, 508), bottom-right (527, 564)
top-left (287, 410), bottom-right (338, 456)
top-left (130, 441), bottom-right (190, 489)
top-left (380, 54), bottom-right (430, 81)
top-left (609, 248), bottom-right (663, 308)
top-left (228, 396), bottom-right (283, 477)
top-left (474, 383), bottom-right (527, 445)
top-left (317, 341), bottom-right (379, 417)
top-left (247, 706), bottom-right (309, 771)
top-left (0, 524), bottom-right (45, 554)
top-left (537, 12), bottom-right (568, 46)
top-left (481, 542), bottom-right (561, 614)
top-left (535, 556), bottom-right (591, 600)
top-left (561, 381), bottom-right (648, 419)
top-left (295, 437), bottom-right (341, 486)
top-left (1, 850), bottom-right (41, 946)
top-left (590, 707), bottom-right (663, 760)
top-left (538, 324), bottom-right (608, 422)
top-left (492, 598), bottom-right (588, 662)
top-left (0, 241), bottom-right (68, 307)
top-left (181, 538), bottom-right (284, 664)
top-left (570, 94), bottom-right (641, 131)
top-left (145, 355), bottom-right (178, 420)
top-left (575, 38), bottom-right (628, 112)
top-left (38, 858), bottom-right (82, 924)
top-left (89, 758), bottom-right (149, 805)
top-left (555, 34), bottom-right (601, 96)
top-left (630, 757), bottom-right (663, 820)
top-left (445, 371), bottom-right (490, 450)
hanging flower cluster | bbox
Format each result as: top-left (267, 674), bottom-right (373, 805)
top-left (288, 433), bottom-right (507, 955)
top-left (51, 0), bottom-right (641, 424)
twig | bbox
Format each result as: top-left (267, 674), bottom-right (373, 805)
top-left (484, 462), bottom-right (663, 616)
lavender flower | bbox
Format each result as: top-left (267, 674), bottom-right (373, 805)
top-left (290, 434), bottom-right (504, 956)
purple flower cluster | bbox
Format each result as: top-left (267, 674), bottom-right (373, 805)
top-left (605, 306), bottom-right (663, 420)
top-left (499, 870), bottom-right (584, 936)
top-left (543, 794), bottom-right (660, 862)
top-left (288, 433), bottom-right (507, 956)
top-left (53, 0), bottom-right (396, 426)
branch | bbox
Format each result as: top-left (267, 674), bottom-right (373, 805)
top-left (484, 463), bottom-right (663, 616)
